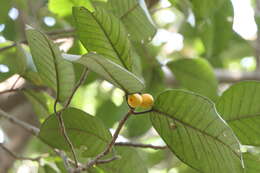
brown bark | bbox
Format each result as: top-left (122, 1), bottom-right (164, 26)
top-left (0, 78), bottom-right (39, 173)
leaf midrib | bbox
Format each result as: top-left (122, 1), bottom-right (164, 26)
top-left (152, 108), bottom-right (240, 158)
top-left (42, 33), bottom-right (61, 100)
top-left (90, 9), bottom-right (129, 70)
top-left (91, 57), bottom-right (128, 93)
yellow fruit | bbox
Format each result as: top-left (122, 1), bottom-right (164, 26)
top-left (128, 94), bottom-right (143, 108)
top-left (140, 94), bottom-right (154, 108)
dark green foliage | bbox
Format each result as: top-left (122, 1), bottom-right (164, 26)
top-left (1, 0), bottom-right (260, 172)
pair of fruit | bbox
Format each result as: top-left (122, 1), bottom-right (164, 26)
top-left (127, 93), bottom-right (154, 108)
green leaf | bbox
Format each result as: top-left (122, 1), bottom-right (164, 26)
top-left (39, 108), bottom-right (111, 157)
top-left (167, 58), bottom-right (218, 101)
top-left (216, 81), bottom-right (260, 146)
top-left (16, 44), bottom-right (29, 74)
top-left (142, 149), bottom-right (169, 168)
top-left (168, 0), bottom-right (190, 16)
top-left (190, 0), bottom-right (225, 21)
top-left (48, 0), bottom-right (94, 17)
top-left (243, 152), bottom-right (260, 173)
top-left (170, 0), bottom-right (225, 21)
top-left (26, 28), bottom-right (75, 102)
top-left (107, 0), bottom-right (156, 42)
top-left (177, 164), bottom-right (200, 173)
top-left (43, 165), bottom-right (58, 173)
top-left (97, 147), bottom-right (148, 173)
top-left (96, 100), bottom-right (128, 128)
top-left (73, 6), bottom-right (133, 71)
top-left (23, 90), bottom-right (55, 118)
top-left (150, 90), bottom-right (243, 173)
top-left (66, 53), bottom-right (144, 94)
top-left (197, 0), bottom-right (234, 66)
top-left (22, 71), bottom-right (44, 86)
top-left (126, 114), bottom-right (151, 137)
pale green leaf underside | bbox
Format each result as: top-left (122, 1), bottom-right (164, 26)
top-left (39, 108), bottom-right (111, 157)
top-left (97, 147), bottom-right (148, 173)
top-left (168, 58), bottom-right (218, 101)
top-left (26, 29), bottom-right (75, 102)
top-left (23, 90), bottom-right (52, 118)
top-left (243, 152), bottom-right (260, 173)
top-left (108, 0), bottom-right (156, 42)
top-left (73, 6), bottom-right (132, 71)
top-left (216, 81), bottom-right (260, 146)
top-left (150, 90), bottom-right (243, 173)
top-left (73, 53), bottom-right (144, 94)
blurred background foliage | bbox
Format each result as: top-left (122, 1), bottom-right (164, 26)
top-left (1, 0), bottom-right (260, 172)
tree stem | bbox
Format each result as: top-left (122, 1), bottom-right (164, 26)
top-left (75, 109), bottom-right (133, 172)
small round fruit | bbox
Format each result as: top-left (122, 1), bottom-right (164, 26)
top-left (128, 94), bottom-right (143, 108)
top-left (140, 94), bottom-right (154, 108)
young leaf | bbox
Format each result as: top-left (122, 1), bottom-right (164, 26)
top-left (168, 58), bottom-right (218, 101)
top-left (96, 147), bottom-right (148, 173)
top-left (243, 152), bottom-right (260, 173)
top-left (73, 7), bottom-right (132, 71)
top-left (39, 108), bottom-right (111, 157)
top-left (48, 0), bottom-right (94, 17)
top-left (66, 53), bottom-right (144, 94)
top-left (107, 0), bottom-right (156, 42)
top-left (216, 81), bottom-right (260, 146)
top-left (26, 29), bottom-right (75, 102)
top-left (150, 90), bottom-right (243, 173)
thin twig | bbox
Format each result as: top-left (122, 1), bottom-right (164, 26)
top-left (0, 28), bottom-right (75, 52)
top-left (54, 100), bottom-right (79, 168)
top-left (0, 108), bottom-right (75, 172)
top-left (0, 88), bottom-right (26, 95)
top-left (0, 86), bottom-right (47, 95)
top-left (54, 149), bottom-right (72, 171)
top-left (76, 109), bottom-right (133, 172)
top-left (96, 155), bottom-right (121, 165)
top-left (0, 143), bottom-right (41, 161)
top-left (0, 69), bottom-right (89, 171)
top-left (132, 109), bottom-right (153, 115)
top-left (0, 108), bottom-right (39, 135)
top-left (115, 142), bottom-right (167, 150)
top-left (53, 68), bottom-right (89, 168)
top-left (10, 75), bottom-right (22, 90)
top-left (63, 68), bottom-right (89, 108)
